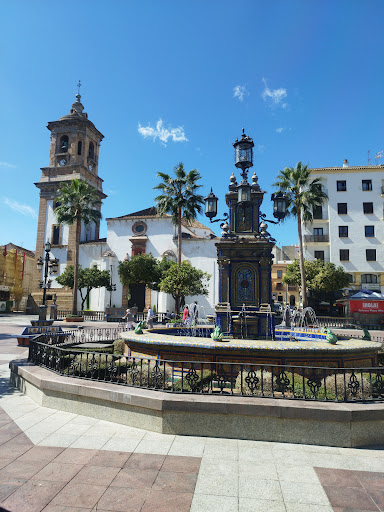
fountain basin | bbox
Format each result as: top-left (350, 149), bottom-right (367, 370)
top-left (121, 330), bottom-right (380, 368)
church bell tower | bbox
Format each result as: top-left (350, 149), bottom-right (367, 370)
top-left (33, 90), bottom-right (107, 309)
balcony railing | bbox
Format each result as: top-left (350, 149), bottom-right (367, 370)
top-left (304, 235), bottom-right (329, 243)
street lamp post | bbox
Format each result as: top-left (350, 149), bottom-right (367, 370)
top-left (108, 262), bottom-right (116, 308)
top-left (36, 241), bottom-right (59, 321)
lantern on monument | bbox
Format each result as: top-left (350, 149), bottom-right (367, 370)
top-left (271, 191), bottom-right (288, 220)
top-left (233, 128), bottom-right (254, 171)
top-left (204, 188), bottom-right (218, 219)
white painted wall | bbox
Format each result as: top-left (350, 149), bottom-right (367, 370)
top-left (79, 243), bottom-right (109, 311)
top-left (40, 199), bottom-right (70, 288)
top-left (106, 216), bottom-right (218, 314)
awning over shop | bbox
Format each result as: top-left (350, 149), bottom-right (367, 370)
top-left (349, 289), bottom-right (384, 314)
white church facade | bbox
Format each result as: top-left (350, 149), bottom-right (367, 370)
top-left (79, 207), bottom-right (218, 314)
top-left (33, 95), bottom-right (218, 314)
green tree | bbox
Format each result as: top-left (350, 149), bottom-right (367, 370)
top-left (56, 265), bottom-right (110, 310)
top-left (118, 254), bottom-right (169, 289)
top-left (283, 259), bottom-right (350, 303)
top-left (273, 162), bottom-right (327, 307)
top-left (54, 179), bottom-right (102, 314)
top-left (154, 163), bottom-right (204, 268)
top-left (118, 254), bottom-right (173, 305)
top-left (159, 261), bottom-right (210, 313)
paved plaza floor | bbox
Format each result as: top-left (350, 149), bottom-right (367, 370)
top-left (1, 315), bottom-right (384, 511)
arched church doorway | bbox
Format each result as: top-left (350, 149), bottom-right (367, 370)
top-left (128, 283), bottom-right (145, 312)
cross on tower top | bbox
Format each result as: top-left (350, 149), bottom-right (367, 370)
top-left (77, 80), bottom-right (82, 96)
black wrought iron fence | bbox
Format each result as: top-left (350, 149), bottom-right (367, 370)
top-left (28, 336), bottom-right (384, 402)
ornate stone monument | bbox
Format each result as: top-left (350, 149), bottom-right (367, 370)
top-left (205, 130), bottom-right (285, 339)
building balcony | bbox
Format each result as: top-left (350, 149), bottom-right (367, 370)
top-left (304, 235), bottom-right (329, 243)
top-left (312, 217), bottom-right (329, 222)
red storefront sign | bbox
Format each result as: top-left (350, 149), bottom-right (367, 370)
top-left (350, 300), bottom-right (384, 314)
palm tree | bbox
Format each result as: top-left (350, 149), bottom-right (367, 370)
top-left (154, 163), bottom-right (204, 312)
top-left (273, 162), bottom-right (327, 308)
top-left (54, 179), bottom-right (102, 315)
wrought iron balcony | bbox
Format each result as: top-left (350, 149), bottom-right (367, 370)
top-left (304, 235), bottom-right (329, 243)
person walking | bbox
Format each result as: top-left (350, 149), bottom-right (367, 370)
top-left (183, 305), bottom-right (189, 325)
top-left (190, 301), bottom-right (198, 325)
top-left (123, 308), bottom-right (133, 331)
top-left (147, 307), bottom-right (155, 329)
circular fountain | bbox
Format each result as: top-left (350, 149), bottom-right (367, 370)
top-left (121, 304), bottom-right (380, 369)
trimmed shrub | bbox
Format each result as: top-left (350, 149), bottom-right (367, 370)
top-left (113, 339), bottom-right (125, 355)
top-left (67, 352), bottom-right (124, 380)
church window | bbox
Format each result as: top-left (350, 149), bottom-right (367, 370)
top-left (60, 135), bottom-right (69, 152)
top-left (77, 141), bottom-right (82, 155)
top-left (88, 142), bottom-right (95, 159)
top-left (132, 221), bottom-right (147, 235)
top-left (51, 225), bottom-right (61, 246)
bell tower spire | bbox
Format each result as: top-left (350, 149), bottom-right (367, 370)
top-left (32, 90), bottom-right (107, 309)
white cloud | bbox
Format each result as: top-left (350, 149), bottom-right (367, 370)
top-left (3, 197), bottom-right (37, 219)
top-left (138, 119), bottom-right (188, 146)
top-left (0, 161), bottom-right (17, 168)
top-left (233, 85), bottom-right (248, 102)
top-left (256, 144), bottom-right (265, 154)
top-left (262, 78), bottom-right (287, 106)
top-left (276, 127), bottom-right (284, 133)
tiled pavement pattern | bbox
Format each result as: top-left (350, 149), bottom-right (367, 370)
top-left (2, 318), bottom-right (384, 511)
top-left (0, 410), bottom-right (200, 512)
top-left (316, 467), bottom-right (384, 511)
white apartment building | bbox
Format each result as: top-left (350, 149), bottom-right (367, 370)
top-left (303, 160), bottom-right (384, 293)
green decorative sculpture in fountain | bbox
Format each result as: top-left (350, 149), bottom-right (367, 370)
top-left (211, 325), bottom-right (224, 342)
top-left (134, 321), bottom-right (145, 334)
top-left (362, 328), bottom-right (372, 341)
top-left (326, 328), bottom-right (338, 345)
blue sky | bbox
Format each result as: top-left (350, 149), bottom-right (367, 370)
top-left (1, 0), bottom-right (384, 251)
